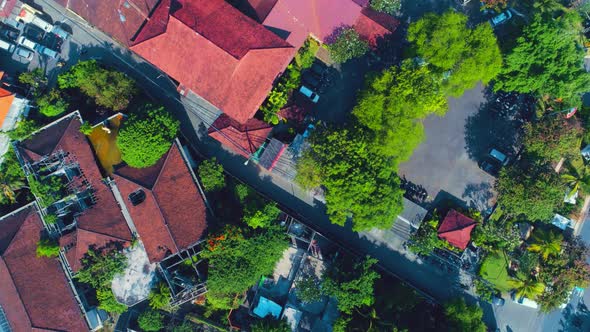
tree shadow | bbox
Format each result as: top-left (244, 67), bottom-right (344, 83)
top-left (559, 301), bottom-right (590, 332)
top-left (462, 182), bottom-right (494, 212)
top-left (464, 88), bottom-right (533, 162)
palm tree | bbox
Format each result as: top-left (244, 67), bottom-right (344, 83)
top-left (561, 161), bottom-right (590, 199)
top-left (0, 172), bottom-right (25, 204)
top-left (527, 229), bottom-right (563, 260)
top-left (508, 278), bottom-right (545, 300)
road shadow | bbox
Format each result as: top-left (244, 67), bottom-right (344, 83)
top-left (464, 89), bottom-right (532, 162)
top-left (559, 301), bottom-right (590, 332)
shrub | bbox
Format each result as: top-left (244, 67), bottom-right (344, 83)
top-left (138, 309), bottom-right (164, 332)
top-left (27, 175), bottom-right (67, 208)
top-left (370, 0), bottom-right (401, 14)
top-left (18, 68), bottom-right (47, 97)
top-left (251, 318), bottom-right (291, 332)
top-left (235, 183), bottom-right (252, 203)
top-left (6, 119), bottom-right (40, 140)
top-left (327, 28), bottom-right (369, 63)
top-left (79, 121), bottom-right (93, 135)
top-left (117, 105), bottom-right (179, 168)
top-left (197, 158), bottom-right (225, 192)
top-left (96, 288), bottom-right (127, 314)
top-left (296, 275), bottom-right (322, 303)
top-left (37, 89), bottom-right (69, 117)
top-left (295, 39), bottom-right (320, 69)
top-left (243, 202), bottom-right (281, 229)
top-left (43, 214), bottom-right (58, 225)
top-left (148, 283), bottom-right (171, 309)
top-left (36, 238), bottom-right (60, 258)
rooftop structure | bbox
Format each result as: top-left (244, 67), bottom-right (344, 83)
top-left (15, 113), bottom-right (133, 271)
top-left (111, 140), bottom-right (208, 263)
top-left (130, 0), bottom-right (295, 124)
top-left (0, 87), bottom-right (27, 158)
top-left (0, 203), bottom-right (88, 331)
top-left (397, 198), bottom-right (428, 230)
top-left (208, 114), bottom-right (273, 158)
top-left (437, 209), bottom-right (477, 250)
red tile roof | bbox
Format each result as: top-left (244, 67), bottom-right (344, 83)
top-left (0, 0), bottom-right (17, 18)
top-left (437, 210), bottom-right (478, 250)
top-left (64, 0), bottom-right (159, 46)
top-left (112, 142), bottom-right (207, 263)
top-left (18, 114), bottom-right (132, 270)
top-left (240, 0), bottom-right (278, 22)
top-left (262, 0), bottom-right (398, 49)
top-left (208, 114), bottom-right (272, 158)
top-left (60, 228), bottom-right (130, 272)
top-left (354, 8), bottom-right (400, 48)
top-left (130, 0), bottom-right (295, 124)
top-left (0, 204), bottom-right (88, 331)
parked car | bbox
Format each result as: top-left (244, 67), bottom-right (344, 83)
top-left (51, 23), bottom-right (70, 40)
top-left (488, 148), bottom-right (510, 166)
top-left (17, 36), bottom-right (37, 50)
top-left (3, 18), bottom-right (25, 31)
top-left (35, 45), bottom-right (58, 58)
top-left (299, 85), bottom-right (319, 103)
top-left (15, 46), bottom-right (34, 61)
top-left (489, 10), bottom-right (512, 28)
top-left (479, 157), bottom-right (502, 176)
top-left (0, 38), bottom-right (16, 53)
top-left (0, 24), bottom-right (20, 41)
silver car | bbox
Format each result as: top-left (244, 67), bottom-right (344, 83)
top-left (15, 46), bottom-right (34, 61)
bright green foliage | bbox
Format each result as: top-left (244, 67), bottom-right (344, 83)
top-left (201, 226), bottom-right (288, 309)
top-left (261, 64), bottom-right (301, 124)
top-left (294, 153), bottom-right (322, 189)
top-left (533, 0), bottom-right (566, 15)
top-left (37, 89), bottom-right (69, 117)
top-left (0, 149), bottom-right (26, 205)
top-left (148, 283), bottom-right (171, 310)
top-left (198, 158), bottom-right (225, 192)
top-left (352, 60), bottom-right (447, 160)
top-left (297, 128), bottom-right (404, 231)
top-left (7, 119), bottom-right (40, 141)
top-left (76, 245), bottom-right (127, 289)
top-left (36, 238), bottom-right (60, 258)
top-left (18, 68), bottom-right (47, 97)
top-left (117, 105), bottom-right (179, 168)
top-left (523, 117), bottom-right (582, 162)
top-left (370, 0), bottom-right (401, 14)
top-left (243, 202), bottom-right (281, 229)
top-left (79, 121), bottom-right (93, 135)
top-left (58, 60), bottom-right (137, 111)
top-left (251, 318), bottom-right (291, 332)
top-left (495, 14), bottom-right (590, 107)
top-left (496, 162), bottom-right (563, 222)
top-left (472, 220), bottom-right (520, 252)
top-left (138, 309), bottom-right (164, 331)
top-left (508, 278), bottom-right (545, 300)
top-left (327, 28), bottom-right (369, 63)
top-left (234, 183), bottom-right (252, 203)
top-left (408, 218), bottom-right (446, 256)
top-left (479, 251), bottom-right (512, 292)
top-left (296, 275), bottom-right (322, 303)
top-left (332, 316), bottom-right (351, 332)
top-left (96, 288), bottom-right (127, 314)
top-left (407, 11), bottom-right (502, 97)
top-left (474, 279), bottom-right (497, 302)
top-left (527, 229), bottom-right (563, 260)
top-left (27, 175), bottom-right (67, 208)
top-left (43, 214), bottom-right (58, 225)
top-left (561, 161), bottom-right (590, 199)
top-left (295, 38), bottom-right (320, 69)
top-left (322, 257), bottom-right (380, 314)
top-left (444, 298), bottom-right (487, 332)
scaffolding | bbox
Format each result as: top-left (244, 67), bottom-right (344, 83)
top-left (159, 242), bottom-right (208, 307)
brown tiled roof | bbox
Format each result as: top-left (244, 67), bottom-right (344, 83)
top-left (0, 204), bottom-right (88, 331)
top-left (437, 210), bottom-right (478, 250)
top-left (112, 142), bottom-right (207, 263)
top-left (130, 0), bottom-right (295, 124)
top-left (60, 228), bottom-right (130, 272)
top-left (18, 113), bottom-right (132, 270)
top-left (208, 114), bottom-right (272, 158)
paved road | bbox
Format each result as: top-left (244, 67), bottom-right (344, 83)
top-left (12, 0), bottom-right (503, 328)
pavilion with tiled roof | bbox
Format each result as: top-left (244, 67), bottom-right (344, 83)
top-left (207, 114), bottom-right (273, 158)
top-left (111, 140), bottom-right (208, 263)
top-left (437, 209), bottom-right (478, 250)
top-left (0, 203), bottom-right (89, 331)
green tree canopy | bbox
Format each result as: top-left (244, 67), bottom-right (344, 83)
top-left (201, 226), bottom-right (288, 309)
top-left (75, 244), bottom-right (127, 289)
top-left (508, 278), bottom-right (545, 300)
top-left (148, 283), bottom-right (171, 310)
top-left (0, 149), bottom-right (26, 205)
top-left (444, 298), bottom-right (487, 332)
top-left (36, 238), bottom-right (60, 258)
top-left (296, 275), bottom-right (322, 303)
top-left (251, 318), bottom-right (291, 332)
top-left (37, 89), bottom-right (69, 117)
top-left (197, 158), bottom-right (225, 192)
top-left (297, 127), bottom-right (404, 231)
top-left (527, 229), bottom-right (563, 260)
top-left (18, 68), bottom-right (47, 97)
top-left (243, 202), bottom-right (281, 229)
top-left (117, 105), bottom-right (179, 168)
top-left (407, 11), bottom-right (502, 97)
top-left (138, 309), bottom-right (164, 331)
top-left (523, 117), bottom-right (582, 162)
top-left (496, 161), bottom-right (563, 222)
top-left (495, 14), bottom-right (590, 107)
top-left (327, 28), bottom-right (369, 63)
top-left (322, 257), bottom-right (380, 314)
top-left (96, 288), bottom-right (127, 314)
top-left (58, 60), bottom-right (137, 110)
top-left (370, 0), bottom-right (401, 14)
top-left (6, 118), bottom-right (40, 141)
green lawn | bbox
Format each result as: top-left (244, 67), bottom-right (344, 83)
top-left (479, 251), bottom-right (512, 292)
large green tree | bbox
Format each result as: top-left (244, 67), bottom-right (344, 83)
top-left (407, 11), bottom-right (502, 97)
top-left (322, 257), bottom-right (380, 314)
top-left (297, 127), bottom-right (404, 231)
top-left (58, 60), bottom-right (137, 110)
top-left (444, 298), bottom-right (487, 332)
top-left (523, 117), bottom-right (582, 162)
top-left (495, 14), bottom-right (590, 107)
top-left (117, 105), bottom-right (179, 168)
top-left (496, 161), bottom-right (563, 222)
top-left (201, 226), bottom-right (288, 309)
top-left (197, 158), bottom-right (225, 192)
top-left (37, 89), bottom-right (69, 117)
top-left (352, 60), bottom-right (447, 160)
top-left (0, 149), bottom-right (26, 205)
top-left (327, 28), bottom-right (369, 63)
top-left (527, 229), bottom-right (563, 260)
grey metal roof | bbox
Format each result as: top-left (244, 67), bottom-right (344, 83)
top-left (396, 198), bottom-right (428, 229)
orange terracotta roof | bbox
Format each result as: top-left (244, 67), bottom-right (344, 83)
top-left (437, 210), bottom-right (477, 250)
top-left (0, 87), bottom-right (15, 126)
top-left (208, 114), bottom-right (272, 158)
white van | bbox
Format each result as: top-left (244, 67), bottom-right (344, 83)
top-left (17, 36), bottom-right (37, 50)
top-left (35, 45), bottom-right (58, 59)
top-left (0, 39), bottom-right (16, 53)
